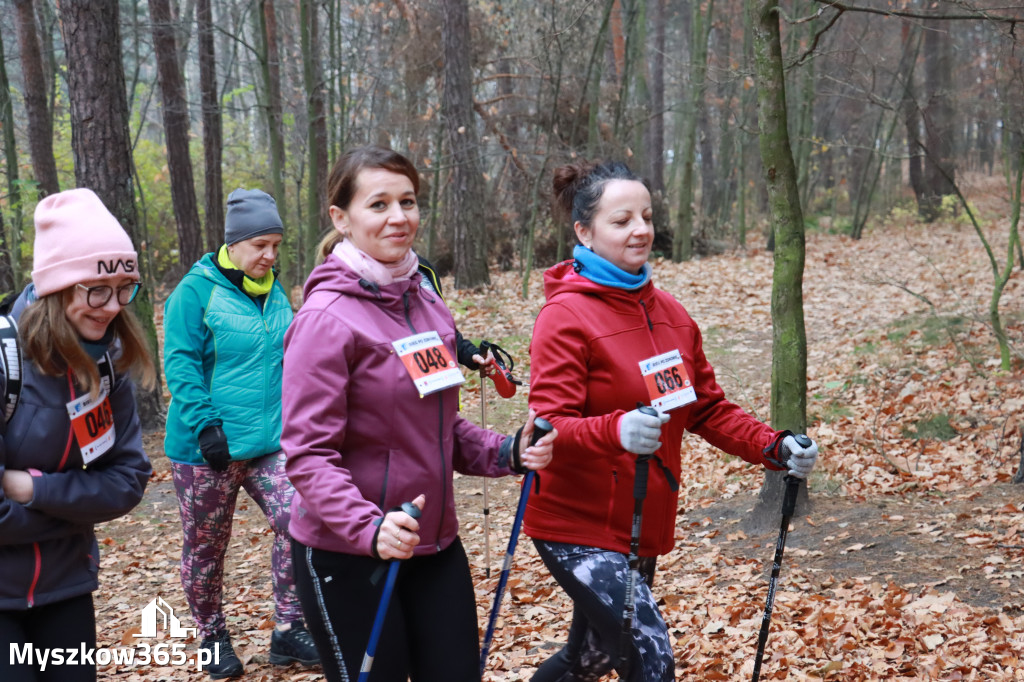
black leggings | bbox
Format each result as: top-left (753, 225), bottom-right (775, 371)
top-left (531, 540), bottom-right (674, 682)
top-left (293, 536), bottom-right (481, 682)
top-left (0, 593), bottom-right (97, 682)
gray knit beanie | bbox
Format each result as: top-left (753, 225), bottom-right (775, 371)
top-left (224, 188), bottom-right (284, 245)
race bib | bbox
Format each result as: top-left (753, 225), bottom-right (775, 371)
top-left (66, 386), bottom-right (116, 465)
top-left (639, 349), bottom-right (697, 412)
top-left (392, 331), bottom-right (465, 397)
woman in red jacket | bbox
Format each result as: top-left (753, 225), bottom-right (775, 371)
top-left (523, 161), bottom-right (819, 681)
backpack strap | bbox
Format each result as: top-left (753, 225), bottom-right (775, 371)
top-left (0, 314), bottom-right (23, 425)
top-left (97, 351), bottom-right (116, 395)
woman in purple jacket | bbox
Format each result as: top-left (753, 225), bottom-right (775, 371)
top-left (0, 189), bottom-right (155, 682)
top-left (281, 146), bottom-right (556, 682)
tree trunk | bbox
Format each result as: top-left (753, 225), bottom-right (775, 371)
top-left (901, 22), bottom-right (925, 214)
top-left (611, 0), bottom-right (642, 143)
top-left (33, 0), bottom-right (58, 125)
top-left (0, 208), bottom-right (12, 296)
top-left (645, 0), bottom-right (670, 253)
top-left (0, 27), bottom-right (23, 290)
top-left (793, 42), bottom-right (815, 214)
top-left (698, 91), bottom-right (716, 228)
top-left (746, 0), bottom-right (809, 529)
top-left (851, 23), bottom-right (922, 240)
top-left (301, 0), bottom-right (329, 273)
top-left (325, 0), bottom-right (341, 153)
top-left (14, 0), bottom-right (60, 197)
top-left (920, 17), bottom-right (956, 222)
top-left (645, 0), bottom-right (666, 197)
top-left (672, 0), bottom-right (714, 262)
top-left (441, 0), bottom-right (489, 289)
top-left (149, 0), bottom-right (204, 268)
top-left (711, 24), bottom-right (739, 231)
top-left (736, 8), bottom-right (757, 248)
top-left (197, 0), bottom-right (224, 255)
top-left (258, 0), bottom-right (289, 273)
top-left (59, 0), bottom-right (164, 429)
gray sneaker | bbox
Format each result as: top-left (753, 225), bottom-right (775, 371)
top-left (269, 622), bottom-right (320, 667)
top-left (199, 630), bottom-right (243, 679)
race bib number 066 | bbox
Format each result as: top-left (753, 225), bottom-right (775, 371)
top-left (639, 349), bottom-right (697, 412)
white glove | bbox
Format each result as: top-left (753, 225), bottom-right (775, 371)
top-left (779, 435), bottom-right (819, 478)
top-left (618, 408), bottom-right (671, 455)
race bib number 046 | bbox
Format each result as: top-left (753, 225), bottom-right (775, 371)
top-left (66, 386), bottom-right (116, 465)
top-left (392, 331), bottom-right (465, 397)
top-left (639, 349), bottom-right (697, 412)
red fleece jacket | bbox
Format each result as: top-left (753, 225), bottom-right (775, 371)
top-left (524, 261), bottom-right (784, 557)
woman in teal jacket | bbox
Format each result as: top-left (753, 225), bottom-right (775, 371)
top-left (163, 189), bottom-right (318, 679)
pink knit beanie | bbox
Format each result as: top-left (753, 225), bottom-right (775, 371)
top-left (32, 188), bottom-right (139, 297)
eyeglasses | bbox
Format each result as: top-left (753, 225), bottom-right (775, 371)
top-left (76, 282), bottom-right (142, 308)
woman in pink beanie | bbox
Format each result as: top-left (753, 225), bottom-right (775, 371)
top-left (0, 188), bottom-right (155, 682)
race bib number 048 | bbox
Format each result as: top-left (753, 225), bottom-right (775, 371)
top-left (639, 349), bottom-right (697, 412)
top-left (392, 331), bottom-right (465, 397)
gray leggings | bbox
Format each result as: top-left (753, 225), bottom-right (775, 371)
top-left (532, 540), bottom-right (675, 682)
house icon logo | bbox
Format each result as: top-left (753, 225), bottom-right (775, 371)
top-left (134, 596), bottom-right (196, 638)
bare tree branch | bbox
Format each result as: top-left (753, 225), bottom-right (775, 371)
top-left (811, 0), bottom-right (1022, 25)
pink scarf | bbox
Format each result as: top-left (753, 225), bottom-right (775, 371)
top-left (332, 238), bottom-right (419, 286)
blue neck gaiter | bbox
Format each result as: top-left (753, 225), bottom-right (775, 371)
top-left (572, 244), bottom-right (651, 291)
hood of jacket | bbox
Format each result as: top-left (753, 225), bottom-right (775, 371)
top-left (543, 258), bottom-right (662, 311)
top-left (302, 253), bottom-right (425, 304)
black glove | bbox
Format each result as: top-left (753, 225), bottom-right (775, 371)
top-left (198, 424), bottom-right (231, 472)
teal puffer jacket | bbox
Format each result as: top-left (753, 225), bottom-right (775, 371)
top-left (163, 253), bottom-right (293, 464)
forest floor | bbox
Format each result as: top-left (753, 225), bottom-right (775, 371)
top-left (93, 176), bottom-right (1023, 681)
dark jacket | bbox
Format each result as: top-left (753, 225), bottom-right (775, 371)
top-left (524, 261), bottom-right (784, 557)
top-left (282, 255), bottom-right (513, 557)
top-left (0, 286), bottom-right (151, 610)
top-left (416, 255), bottom-right (481, 368)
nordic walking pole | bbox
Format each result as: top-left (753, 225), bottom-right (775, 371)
top-left (479, 416), bottom-right (554, 675)
top-left (359, 501), bottom-right (422, 682)
top-left (751, 434), bottom-right (811, 682)
top-left (478, 340), bottom-right (522, 579)
top-left (617, 404), bottom-right (660, 679)
top-left (481, 368), bottom-right (492, 578)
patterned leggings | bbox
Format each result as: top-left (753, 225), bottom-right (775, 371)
top-left (531, 540), bottom-right (675, 682)
top-left (171, 452), bottom-right (302, 638)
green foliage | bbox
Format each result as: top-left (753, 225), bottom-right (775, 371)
top-left (132, 137), bottom-right (180, 278)
top-left (812, 401), bottom-right (853, 422)
top-left (884, 203), bottom-right (920, 225)
top-left (41, 88), bottom-right (77, 192)
top-left (222, 85), bottom-right (256, 106)
top-left (449, 297), bottom-right (473, 316)
top-left (810, 376), bottom-right (863, 424)
top-left (901, 412), bottom-right (958, 441)
top-left (938, 194), bottom-right (977, 227)
top-left (853, 340), bottom-right (878, 355)
top-left (888, 314), bottom-right (968, 348)
top-left (802, 210), bottom-right (853, 236)
top-left (125, 86), bottom-right (280, 283)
